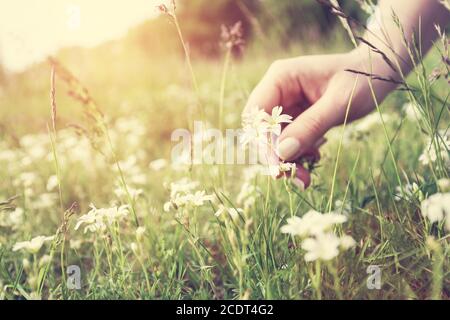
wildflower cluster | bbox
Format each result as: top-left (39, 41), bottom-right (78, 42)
top-left (281, 210), bottom-right (355, 262)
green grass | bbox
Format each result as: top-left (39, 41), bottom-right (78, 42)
top-left (0, 24), bottom-right (449, 300)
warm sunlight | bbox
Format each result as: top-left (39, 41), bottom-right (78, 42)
top-left (0, 0), bottom-right (165, 72)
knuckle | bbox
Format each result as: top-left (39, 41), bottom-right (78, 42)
top-left (303, 114), bottom-right (325, 139)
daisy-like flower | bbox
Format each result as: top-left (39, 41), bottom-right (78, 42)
top-left (74, 204), bottom-right (129, 233)
top-left (301, 232), bottom-right (341, 262)
top-left (114, 184), bottom-right (143, 200)
top-left (46, 175), bottom-right (59, 191)
top-left (214, 204), bottom-right (243, 219)
top-left (418, 131), bottom-right (450, 167)
top-left (265, 106), bottom-right (293, 136)
top-left (236, 182), bottom-right (261, 210)
top-left (13, 235), bottom-right (55, 254)
top-left (339, 235), bottom-right (356, 250)
top-left (394, 183), bottom-right (423, 202)
top-left (189, 191), bottom-right (215, 206)
top-left (136, 226), bottom-right (146, 241)
top-left (420, 192), bottom-right (450, 230)
top-left (164, 178), bottom-right (214, 211)
top-left (240, 106), bottom-right (292, 147)
top-left (280, 210), bottom-right (347, 237)
top-left (437, 178), bottom-right (450, 192)
top-left (267, 161), bottom-right (296, 178)
top-left (402, 102), bottom-right (422, 122)
top-left (149, 158), bottom-right (167, 171)
top-left (240, 106), bottom-right (269, 147)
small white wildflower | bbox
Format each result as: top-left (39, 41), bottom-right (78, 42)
top-left (420, 193), bottom-right (450, 229)
top-left (46, 175), bottom-right (59, 191)
top-left (39, 254), bottom-right (52, 267)
top-left (280, 210), bottom-right (347, 237)
top-left (418, 131), bottom-right (450, 167)
top-left (149, 158), bottom-right (167, 171)
top-left (114, 184), bottom-right (143, 199)
top-left (69, 239), bottom-right (83, 250)
top-left (339, 235), bottom-right (356, 250)
top-left (236, 182), bottom-right (260, 209)
top-left (136, 226), bottom-right (146, 241)
top-left (394, 183), bottom-right (422, 202)
top-left (188, 191), bottom-right (215, 206)
top-left (130, 242), bottom-right (139, 253)
top-left (265, 106), bottom-right (293, 136)
top-left (13, 235), bottom-right (55, 254)
top-left (334, 199), bottom-right (352, 215)
top-left (437, 178), bottom-right (450, 192)
top-left (240, 106), bottom-right (270, 147)
top-left (0, 207), bottom-right (24, 228)
top-left (74, 204), bottom-right (129, 233)
top-left (301, 233), bottom-right (341, 262)
top-left (33, 193), bottom-right (58, 209)
top-left (402, 102), bottom-right (421, 122)
top-left (214, 204), bottom-right (243, 219)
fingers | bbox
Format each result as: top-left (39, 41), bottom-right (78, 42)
top-left (276, 93), bottom-right (336, 161)
top-left (293, 165), bottom-right (311, 190)
top-left (244, 71), bottom-right (281, 114)
top-left (243, 60), bottom-right (305, 115)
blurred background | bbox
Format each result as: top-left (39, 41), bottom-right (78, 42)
top-left (0, 0), bottom-right (368, 138)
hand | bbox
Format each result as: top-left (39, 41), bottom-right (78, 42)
top-left (243, 50), bottom-right (396, 188)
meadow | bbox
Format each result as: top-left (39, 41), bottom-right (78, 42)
top-left (0, 1), bottom-right (449, 300)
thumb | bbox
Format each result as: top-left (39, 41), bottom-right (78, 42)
top-left (276, 94), bottom-right (337, 161)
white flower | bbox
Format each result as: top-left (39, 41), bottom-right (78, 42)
top-left (402, 102), bottom-right (421, 122)
top-left (437, 178), bottom-right (450, 192)
top-left (214, 204), bottom-right (243, 219)
top-left (13, 172), bottom-right (38, 188)
top-left (13, 235), bottom-right (55, 254)
top-left (33, 193), bottom-right (58, 209)
top-left (301, 233), bottom-right (341, 262)
top-left (240, 106), bottom-right (270, 147)
top-left (394, 183), bottom-right (422, 202)
top-left (280, 210), bottom-right (347, 237)
top-left (420, 193), bottom-right (450, 229)
top-left (0, 207), bottom-right (24, 228)
top-left (39, 254), bottom-right (52, 267)
top-left (46, 175), bottom-right (59, 191)
top-left (418, 131), bottom-right (450, 167)
top-left (267, 161), bottom-right (296, 178)
top-left (240, 106), bottom-right (292, 147)
top-left (114, 184), bottom-right (143, 199)
top-left (278, 161), bottom-right (296, 173)
top-left (69, 239), bottom-right (83, 250)
top-left (334, 199), bottom-right (352, 215)
top-left (266, 106), bottom-right (292, 136)
top-left (339, 235), bottom-right (356, 250)
top-left (236, 182), bottom-right (260, 209)
top-left (164, 178), bottom-right (214, 211)
top-left (130, 242), bottom-right (139, 253)
top-left (353, 112), bottom-right (391, 133)
top-left (187, 191), bottom-right (215, 206)
top-left (168, 178), bottom-right (200, 198)
top-left (136, 226), bottom-right (146, 240)
top-left (74, 204), bottom-right (129, 233)
top-left (149, 158), bottom-right (167, 171)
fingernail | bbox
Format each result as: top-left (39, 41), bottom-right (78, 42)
top-left (277, 137), bottom-right (301, 160)
top-left (292, 178), bottom-right (305, 191)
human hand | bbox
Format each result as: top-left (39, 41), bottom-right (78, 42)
top-left (243, 50), bottom-right (396, 188)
